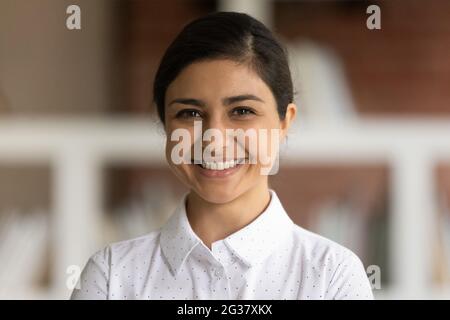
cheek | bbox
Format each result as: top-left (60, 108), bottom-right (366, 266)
top-left (165, 141), bottom-right (195, 188)
top-left (242, 121), bottom-right (280, 177)
top-left (244, 122), bottom-right (281, 163)
top-left (165, 125), bottom-right (196, 162)
top-left (165, 142), bottom-right (173, 167)
top-left (164, 128), bottom-right (199, 183)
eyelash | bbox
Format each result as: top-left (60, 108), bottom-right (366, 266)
top-left (231, 106), bottom-right (256, 117)
top-left (175, 106), bottom-right (256, 119)
top-left (175, 109), bottom-right (202, 119)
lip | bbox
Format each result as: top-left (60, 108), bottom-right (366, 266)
top-left (194, 162), bottom-right (244, 178)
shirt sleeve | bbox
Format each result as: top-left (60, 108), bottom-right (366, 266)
top-left (325, 251), bottom-right (374, 300)
top-left (70, 247), bottom-right (110, 300)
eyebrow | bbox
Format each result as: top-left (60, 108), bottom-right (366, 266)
top-left (168, 94), bottom-right (264, 108)
top-left (168, 98), bottom-right (205, 108)
top-left (222, 94), bottom-right (265, 105)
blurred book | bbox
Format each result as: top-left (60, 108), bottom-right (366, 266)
top-left (434, 191), bottom-right (450, 284)
top-left (289, 41), bottom-right (357, 126)
top-left (310, 191), bottom-right (389, 284)
top-left (0, 208), bottom-right (48, 292)
top-left (103, 182), bottom-right (179, 243)
top-left (313, 197), bottom-right (368, 259)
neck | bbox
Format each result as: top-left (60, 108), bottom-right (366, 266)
top-left (186, 182), bottom-right (271, 249)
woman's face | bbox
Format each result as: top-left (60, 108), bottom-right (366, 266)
top-left (164, 59), bottom-right (296, 204)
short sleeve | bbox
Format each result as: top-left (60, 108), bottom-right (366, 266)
top-left (70, 247), bottom-right (110, 300)
top-left (325, 251), bottom-right (374, 300)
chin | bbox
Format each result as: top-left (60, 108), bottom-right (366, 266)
top-left (195, 185), bottom-right (242, 204)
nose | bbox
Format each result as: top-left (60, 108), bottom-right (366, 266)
top-left (202, 111), bottom-right (228, 132)
top-left (200, 112), bottom-right (232, 158)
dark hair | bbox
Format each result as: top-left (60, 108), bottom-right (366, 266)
top-left (153, 11), bottom-right (294, 124)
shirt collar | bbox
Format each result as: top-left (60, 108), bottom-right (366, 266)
top-left (160, 189), bottom-right (294, 276)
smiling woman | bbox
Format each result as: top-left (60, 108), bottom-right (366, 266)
top-left (70, 11), bottom-right (373, 300)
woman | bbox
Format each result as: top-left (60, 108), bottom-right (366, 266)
top-left (71, 12), bottom-right (373, 300)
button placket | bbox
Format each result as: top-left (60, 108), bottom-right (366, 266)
top-left (214, 267), bottom-right (223, 278)
top-left (209, 265), bottom-right (228, 299)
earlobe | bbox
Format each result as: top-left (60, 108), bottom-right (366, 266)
top-left (280, 103), bottom-right (297, 139)
top-left (286, 103), bottom-right (297, 125)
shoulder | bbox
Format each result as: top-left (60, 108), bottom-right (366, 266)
top-left (290, 224), bottom-right (373, 299)
top-left (110, 231), bottom-right (161, 253)
top-left (290, 223), bottom-right (359, 264)
top-left (94, 230), bottom-right (162, 266)
top-left (71, 231), bottom-right (162, 300)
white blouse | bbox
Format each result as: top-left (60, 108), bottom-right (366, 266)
top-left (71, 190), bottom-right (374, 300)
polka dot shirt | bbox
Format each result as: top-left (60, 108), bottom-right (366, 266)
top-left (70, 190), bottom-right (374, 300)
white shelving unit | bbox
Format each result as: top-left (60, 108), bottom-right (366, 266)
top-left (1, 116), bottom-right (450, 299)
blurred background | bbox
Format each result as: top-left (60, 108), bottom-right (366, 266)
top-left (0, 0), bottom-right (450, 299)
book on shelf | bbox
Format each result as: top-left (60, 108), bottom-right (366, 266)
top-left (434, 191), bottom-right (450, 284)
top-left (103, 182), bottom-right (179, 244)
top-left (311, 192), bottom-right (389, 283)
top-left (0, 208), bottom-right (48, 293)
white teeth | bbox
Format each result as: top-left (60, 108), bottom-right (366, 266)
top-left (200, 159), bottom-right (244, 170)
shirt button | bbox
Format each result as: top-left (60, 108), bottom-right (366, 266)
top-left (214, 268), bottom-right (223, 278)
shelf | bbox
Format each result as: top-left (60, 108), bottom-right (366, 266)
top-left (1, 116), bottom-right (450, 162)
top-left (1, 116), bottom-right (450, 299)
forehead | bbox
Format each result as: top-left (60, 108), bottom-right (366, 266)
top-left (165, 59), bottom-right (274, 104)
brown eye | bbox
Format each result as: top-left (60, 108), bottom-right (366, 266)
top-left (231, 107), bottom-right (255, 116)
top-left (176, 109), bottom-right (202, 119)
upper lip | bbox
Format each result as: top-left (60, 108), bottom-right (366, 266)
top-left (191, 158), bottom-right (247, 163)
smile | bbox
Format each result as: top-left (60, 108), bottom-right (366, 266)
top-left (197, 158), bottom-right (246, 170)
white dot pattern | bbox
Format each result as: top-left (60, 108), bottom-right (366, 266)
top-left (70, 190), bottom-right (374, 300)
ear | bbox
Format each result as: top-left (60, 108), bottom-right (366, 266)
top-left (279, 103), bottom-right (297, 141)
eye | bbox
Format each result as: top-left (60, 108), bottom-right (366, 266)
top-left (231, 107), bottom-right (256, 117)
top-left (176, 109), bottom-right (202, 119)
